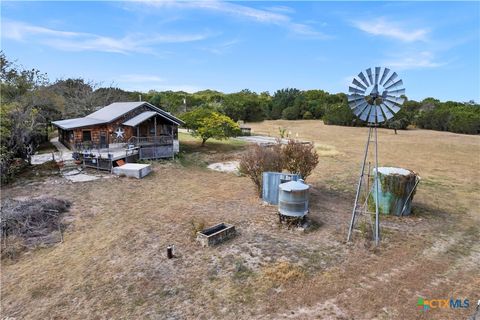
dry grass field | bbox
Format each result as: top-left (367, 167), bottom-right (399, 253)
top-left (1, 120), bottom-right (479, 319)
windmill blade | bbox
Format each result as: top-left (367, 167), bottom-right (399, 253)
top-left (366, 68), bottom-right (374, 85)
top-left (386, 88), bottom-right (405, 96)
top-left (359, 106), bottom-right (372, 121)
top-left (357, 71), bottom-right (370, 87)
top-left (351, 100), bottom-right (368, 112)
top-left (367, 106), bottom-right (377, 123)
top-left (375, 105), bottom-right (385, 123)
top-left (347, 94), bottom-right (364, 102)
top-left (386, 96), bottom-right (405, 105)
top-left (384, 100), bottom-right (401, 113)
top-left (349, 86), bottom-right (365, 94)
top-left (380, 103), bottom-right (394, 120)
top-left (385, 79), bottom-right (403, 90)
top-left (379, 68), bottom-right (390, 85)
top-left (352, 78), bottom-right (367, 90)
top-left (349, 100), bottom-right (362, 109)
top-left (384, 72), bottom-right (398, 87)
top-left (352, 103), bottom-right (369, 116)
top-left (374, 67), bottom-right (381, 85)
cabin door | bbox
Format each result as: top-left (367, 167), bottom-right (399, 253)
top-left (100, 131), bottom-right (108, 148)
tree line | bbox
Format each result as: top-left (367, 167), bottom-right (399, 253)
top-left (145, 87), bottom-right (480, 135)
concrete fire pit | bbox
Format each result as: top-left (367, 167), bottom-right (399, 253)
top-left (196, 223), bottom-right (236, 247)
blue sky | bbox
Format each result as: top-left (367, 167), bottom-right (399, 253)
top-left (1, 1), bottom-right (479, 102)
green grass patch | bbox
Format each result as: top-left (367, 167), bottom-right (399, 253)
top-left (179, 132), bottom-right (246, 153)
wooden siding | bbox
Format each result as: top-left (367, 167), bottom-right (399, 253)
top-left (58, 105), bottom-right (178, 150)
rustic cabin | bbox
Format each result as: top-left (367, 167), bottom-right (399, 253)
top-left (52, 102), bottom-right (184, 170)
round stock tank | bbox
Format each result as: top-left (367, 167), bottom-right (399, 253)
top-left (278, 180), bottom-right (310, 217)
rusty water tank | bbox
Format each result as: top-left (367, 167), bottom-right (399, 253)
top-left (278, 180), bottom-right (309, 217)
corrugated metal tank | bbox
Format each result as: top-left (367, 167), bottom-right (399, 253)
top-left (278, 180), bottom-right (309, 217)
top-left (262, 172), bottom-right (301, 205)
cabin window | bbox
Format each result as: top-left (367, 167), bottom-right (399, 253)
top-left (149, 125), bottom-right (155, 135)
top-left (82, 130), bottom-right (92, 141)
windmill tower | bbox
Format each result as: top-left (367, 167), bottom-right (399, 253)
top-left (346, 67), bottom-right (405, 245)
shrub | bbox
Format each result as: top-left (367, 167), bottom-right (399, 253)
top-left (415, 103), bottom-right (480, 134)
top-left (311, 104), bottom-right (325, 119)
top-left (447, 108), bottom-right (480, 134)
top-left (302, 111), bottom-right (313, 120)
top-left (239, 144), bottom-right (284, 196)
top-left (282, 106), bottom-right (299, 120)
top-left (282, 140), bottom-right (319, 180)
top-left (323, 104), bottom-right (354, 126)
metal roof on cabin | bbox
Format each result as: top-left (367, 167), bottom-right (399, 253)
top-left (87, 102), bottom-right (145, 121)
top-left (51, 117), bottom-right (104, 130)
top-left (51, 102), bottom-right (184, 130)
top-left (122, 111), bottom-right (157, 127)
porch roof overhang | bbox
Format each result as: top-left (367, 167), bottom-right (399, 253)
top-left (122, 111), bottom-right (182, 127)
top-left (122, 111), bottom-right (157, 127)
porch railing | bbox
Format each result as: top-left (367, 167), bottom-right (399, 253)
top-left (128, 135), bottom-right (173, 146)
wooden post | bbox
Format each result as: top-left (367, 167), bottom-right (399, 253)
top-left (154, 116), bottom-right (157, 138)
top-left (154, 117), bottom-right (158, 160)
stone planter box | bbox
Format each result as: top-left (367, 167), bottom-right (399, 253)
top-left (196, 223), bottom-right (236, 247)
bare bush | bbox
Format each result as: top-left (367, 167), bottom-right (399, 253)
top-left (239, 144), bottom-right (284, 196)
top-left (282, 140), bottom-right (319, 180)
top-left (1, 197), bottom-right (71, 253)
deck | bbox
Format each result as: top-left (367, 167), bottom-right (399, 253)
top-left (75, 136), bottom-right (176, 171)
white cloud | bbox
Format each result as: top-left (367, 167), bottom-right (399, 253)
top-left (112, 73), bottom-right (201, 92)
top-left (117, 74), bottom-right (165, 83)
top-left (353, 18), bottom-right (429, 42)
top-left (265, 5), bottom-right (295, 14)
top-left (1, 19), bottom-right (211, 54)
top-left (154, 84), bottom-right (203, 93)
top-left (3, 20), bottom-right (80, 40)
top-left (383, 51), bottom-right (445, 70)
top-left (134, 0), bottom-right (330, 39)
top-left (202, 39), bottom-right (240, 55)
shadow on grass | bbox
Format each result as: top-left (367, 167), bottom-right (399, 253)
top-left (177, 133), bottom-right (247, 167)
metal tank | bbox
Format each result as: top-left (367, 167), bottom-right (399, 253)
top-left (371, 167), bottom-right (420, 216)
top-left (278, 180), bottom-right (310, 217)
top-left (262, 172), bottom-right (301, 205)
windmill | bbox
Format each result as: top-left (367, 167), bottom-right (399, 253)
top-left (346, 67), bottom-right (405, 245)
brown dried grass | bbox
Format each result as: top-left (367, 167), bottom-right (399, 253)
top-left (1, 123), bottom-right (478, 320)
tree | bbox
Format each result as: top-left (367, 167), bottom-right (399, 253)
top-left (0, 52), bottom-right (55, 182)
top-left (271, 88), bottom-right (301, 120)
top-left (147, 90), bottom-right (189, 114)
top-left (91, 87), bottom-right (136, 108)
top-left (222, 90), bottom-right (265, 122)
top-left (48, 78), bottom-right (97, 118)
top-left (181, 108), bottom-right (240, 146)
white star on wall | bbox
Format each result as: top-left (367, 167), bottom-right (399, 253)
top-left (115, 127), bottom-right (125, 139)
